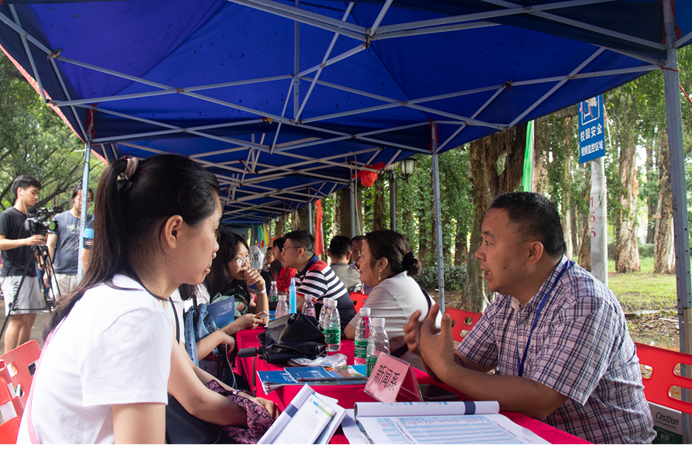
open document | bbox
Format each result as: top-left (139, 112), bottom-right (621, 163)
top-left (343, 401), bottom-right (548, 444)
top-left (258, 385), bottom-right (346, 444)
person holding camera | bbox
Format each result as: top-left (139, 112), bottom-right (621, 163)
top-left (0, 175), bottom-right (45, 354)
top-left (45, 186), bottom-right (93, 299)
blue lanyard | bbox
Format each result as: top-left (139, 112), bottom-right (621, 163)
top-left (516, 260), bottom-right (573, 377)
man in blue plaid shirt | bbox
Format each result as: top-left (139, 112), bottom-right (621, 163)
top-left (404, 192), bottom-right (654, 444)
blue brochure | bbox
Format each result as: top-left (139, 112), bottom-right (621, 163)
top-left (205, 295), bottom-right (236, 330)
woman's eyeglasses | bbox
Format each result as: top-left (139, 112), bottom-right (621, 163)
top-left (235, 256), bottom-right (250, 266)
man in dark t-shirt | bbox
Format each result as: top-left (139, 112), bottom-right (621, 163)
top-left (0, 175), bottom-right (45, 354)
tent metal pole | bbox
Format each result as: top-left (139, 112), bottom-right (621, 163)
top-left (389, 171), bottom-right (396, 232)
top-left (662, 0), bottom-right (692, 444)
top-left (9, 6), bottom-right (46, 103)
top-left (294, 0), bottom-right (300, 121)
top-left (77, 138), bottom-right (91, 282)
top-left (308, 200), bottom-right (313, 233)
top-left (431, 121), bottom-right (445, 312)
top-left (509, 47), bottom-right (605, 127)
top-left (350, 179), bottom-right (356, 238)
top-left (296, 3), bottom-right (354, 120)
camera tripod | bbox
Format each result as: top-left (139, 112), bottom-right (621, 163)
top-left (0, 244), bottom-right (61, 340)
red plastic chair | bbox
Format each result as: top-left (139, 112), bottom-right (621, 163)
top-left (0, 340), bottom-right (41, 410)
top-left (0, 375), bottom-right (21, 444)
top-left (635, 342), bottom-right (692, 415)
top-left (445, 308), bottom-right (482, 342)
top-left (350, 292), bottom-right (368, 314)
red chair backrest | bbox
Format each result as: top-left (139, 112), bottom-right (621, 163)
top-left (635, 342), bottom-right (692, 415)
top-left (0, 340), bottom-right (41, 410)
top-left (0, 375), bottom-right (21, 444)
top-left (445, 308), bottom-right (481, 342)
top-left (350, 292), bottom-right (368, 314)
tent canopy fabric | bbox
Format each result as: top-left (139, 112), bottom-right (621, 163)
top-left (0, 0), bottom-right (690, 224)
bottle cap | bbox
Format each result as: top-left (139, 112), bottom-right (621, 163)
top-left (290, 277), bottom-right (295, 287)
top-left (305, 295), bottom-right (312, 302)
top-left (278, 295), bottom-right (287, 300)
top-left (359, 307), bottom-right (370, 317)
top-left (371, 317), bottom-right (385, 327)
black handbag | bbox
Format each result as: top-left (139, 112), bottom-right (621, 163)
top-left (257, 313), bottom-right (327, 364)
top-left (166, 300), bottom-right (229, 444)
top-left (165, 394), bottom-right (228, 444)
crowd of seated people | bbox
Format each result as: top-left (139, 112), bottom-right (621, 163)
top-left (16, 170), bottom-right (654, 445)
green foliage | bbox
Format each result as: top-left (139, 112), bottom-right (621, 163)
top-left (0, 52), bottom-right (102, 210)
top-left (414, 265), bottom-right (467, 292)
top-left (607, 257), bottom-right (678, 311)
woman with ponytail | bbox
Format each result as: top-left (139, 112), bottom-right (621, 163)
top-left (344, 230), bottom-right (440, 369)
top-left (17, 155), bottom-right (276, 444)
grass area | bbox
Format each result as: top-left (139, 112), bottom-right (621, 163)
top-left (606, 257), bottom-right (678, 312)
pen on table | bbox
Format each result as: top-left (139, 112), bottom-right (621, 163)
top-left (297, 377), bottom-right (366, 383)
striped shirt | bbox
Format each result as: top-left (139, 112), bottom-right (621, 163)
top-left (296, 256), bottom-right (355, 331)
top-left (458, 256), bottom-right (655, 444)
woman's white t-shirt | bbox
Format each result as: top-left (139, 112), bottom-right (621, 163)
top-left (17, 275), bottom-right (173, 444)
top-left (347, 271), bottom-right (440, 369)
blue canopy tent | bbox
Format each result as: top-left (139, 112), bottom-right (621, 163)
top-left (0, 1), bottom-right (691, 374)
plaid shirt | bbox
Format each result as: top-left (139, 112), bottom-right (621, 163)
top-left (458, 256), bottom-right (655, 444)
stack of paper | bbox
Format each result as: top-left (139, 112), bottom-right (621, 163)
top-left (258, 385), bottom-right (346, 444)
top-left (341, 401), bottom-right (549, 444)
top-left (258, 365), bottom-right (367, 394)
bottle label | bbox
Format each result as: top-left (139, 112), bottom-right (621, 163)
top-left (354, 340), bottom-right (368, 359)
top-left (366, 355), bottom-right (378, 377)
top-left (325, 328), bottom-right (340, 345)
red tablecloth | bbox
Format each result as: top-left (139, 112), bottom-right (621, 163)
top-left (234, 329), bottom-right (589, 444)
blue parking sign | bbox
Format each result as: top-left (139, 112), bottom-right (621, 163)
top-left (578, 94), bottom-right (606, 163)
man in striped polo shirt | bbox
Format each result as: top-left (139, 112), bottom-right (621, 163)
top-left (283, 230), bottom-right (355, 332)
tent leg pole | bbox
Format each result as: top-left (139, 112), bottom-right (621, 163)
top-left (390, 170), bottom-right (396, 231)
top-left (77, 139), bottom-right (91, 283)
top-left (663, 0), bottom-right (692, 443)
top-left (308, 201), bottom-right (313, 233)
top-left (431, 121), bottom-right (445, 312)
top-left (350, 180), bottom-right (356, 238)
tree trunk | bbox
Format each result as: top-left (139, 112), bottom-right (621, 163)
top-left (372, 173), bottom-right (386, 231)
top-left (461, 123), bottom-right (527, 312)
top-left (337, 186), bottom-right (351, 238)
top-left (577, 166), bottom-right (591, 270)
top-left (654, 132), bottom-right (675, 274)
top-left (614, 142), bottom-right (641, 273)
top-left (645, 142), bottom-right (657, 244)
top-left (454, 222), bottom-right (468, 266)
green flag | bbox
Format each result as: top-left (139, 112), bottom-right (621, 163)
top-left (522, 120), bottom-right (534, 192)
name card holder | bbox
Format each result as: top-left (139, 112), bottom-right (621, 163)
top-left (364, 354), bottom-right (422, 403)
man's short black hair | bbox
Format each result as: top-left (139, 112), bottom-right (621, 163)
top-left (351, 235), bottom-right (365, 244)
top-left (329, 235), bottom-right (351, 258)
top-left (12, 175), bottom-right (41, 201)
top-left (272, 237), bottom-right (287, 251)
top-left (72, 185), bottom-right (94, 200)
top-left (284, 229), bottom-right (315, 254)
top-left (488, 192), bottom-right (566, 257)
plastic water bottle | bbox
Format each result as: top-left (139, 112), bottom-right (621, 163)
top-left (289, 278), bottom-right (297, 314)
top-left (302, 295), bottom-right (316, 319)
top-left (325, 299), bottom-right (341, 352)
top-left (353, 307), bottom-right (371, 366)
top-left (269, 281), bottom-right (278, 304)
top-left (318, 300), bottom-right (328, 331)
top-left (366, 318), bottom-right (389, 377)
top-left (276, 295), bottom-right (289, 319)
